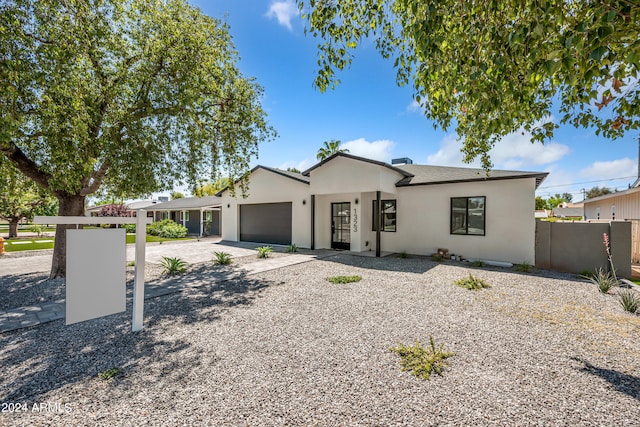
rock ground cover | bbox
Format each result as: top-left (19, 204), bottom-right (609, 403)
top-left (1, 254), bottom-right (639, 426)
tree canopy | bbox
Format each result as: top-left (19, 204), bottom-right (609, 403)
top-left (193, 177), bottom-right (232, 197)
top-left (586, 186), bottom-right (614, 199)
top-left (0, 0), bottom-right (275, 277)
top-left (317, 139), bottom-right (349, 160)
top-left (298, 0), bottom-right (640, 169)
top-left (0, 157), bottom-right (56, 238)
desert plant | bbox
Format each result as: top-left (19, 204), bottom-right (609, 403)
top-left (326, 275), bottom-right (362, 284)
top-left (431, 254), bottom-right (444, 262)
top-left (213, 251), bottom-right (233, 265)
top-left (160, 256), bottom-right (187, 275)
top-left (469, 260), bottom-right (485, 267)
top-left (256, 246), bottom-right (273, 258)
top-left (126, 261), bottom-right (135, 267)
top-left (618, 289), bottom-right (640, 314)
top-left (454, 274), bottom-right (491, 291)
top-left (513, 262), bottom-right (533, 273)
top-left (390, 336), bottom-right (455, 380)
top-left (603, 233), bottom-right (618, 283)
top-left (579, 270), bottom-right (594, 279)
top-left (286, 243), bottom-right (298, 253)
top-left (98, 367), bottom-right (121, 380)
top-left (399, 251), bottom-right (409, 259)
top-left (584, 267), bottom-right (617, 294)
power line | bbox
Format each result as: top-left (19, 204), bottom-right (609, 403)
top-left (537, 175), bottom-right (637, 190)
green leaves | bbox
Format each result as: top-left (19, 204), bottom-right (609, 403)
top-left (298, 0), bottom-right (640, 170)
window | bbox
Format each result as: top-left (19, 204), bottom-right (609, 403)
top-left (451, 196), bottom-right (485, 235)
top-left (372, 200), bottom-right (397, 232)
top-left (205, 211), bottom-right (212, 222)
top-left (180, 211), bottom-right (190, 222)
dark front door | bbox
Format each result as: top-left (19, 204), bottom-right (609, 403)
top-left (331, 202), bottom-right (351, 250)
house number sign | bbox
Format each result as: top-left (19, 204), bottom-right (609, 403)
top-left (353, 208), bottom-right (358, 232)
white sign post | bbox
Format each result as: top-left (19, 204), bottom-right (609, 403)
top-left (35, 210), bottom-right (153, 332)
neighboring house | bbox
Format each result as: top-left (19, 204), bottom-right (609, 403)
top-left (552, 202), bottom-right (584, 219)
top-left (218, 153), bottom-right (547, 265)
top-left (583, 188), bottom-right (640, 221)
top-left (535, 210), bottom-right (550, 219)
top-left (150, 196), bottom-right (222, 236)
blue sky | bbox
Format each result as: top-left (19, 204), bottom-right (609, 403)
top-left (183, 0), bottom-right (639, 202)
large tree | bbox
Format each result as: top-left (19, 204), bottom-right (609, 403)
top-left (0, 0), bottom-right (275, 277)
top-left (298, 1), bottom-right (639, 169)
top-left (0, 157), bottom-right (56, 238)
top-left (586, 186), bottom-right (614, 199)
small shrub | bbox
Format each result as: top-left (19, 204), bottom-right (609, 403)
top-left (256, 246), bottom-right (273, 258)
top-left (98, 367), bottom-right (121, 380)
top-left (124, 223), bottom-right (136, 234)
top-left (390, 336), bottom-right (455, 380)
top-left (147, 219), bottom-right (188, 238)
top-left (431, 254), bottom-right (444, 262)
top-left (160, 256), bottom-right (187, 275)
top-left (513, 262), bottom-right (533, 273)
top-left (454, 274), bottom-right (491, 291)
top-left (469, 260), bottom-right (485, 267)
top-left (213, 251), bottom-right (233, 265)
top-left (579, 270), bottom-right (594, 279)
top-left (326, 275), bottom-right (362, 284)
top-left (286, 243), bottom-right (298, 253)
top-left (126, 261), bottom-right (135, 267)
top-left (584, 267), bottom-right (618, 294)
top-left (618, 289), bottom-right (640, 314)
top-left (28, 224), bottom-right (44, 237)
top-left (399, 251), bottom-right (409, 259)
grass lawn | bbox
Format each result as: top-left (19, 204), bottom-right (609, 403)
top-left (2, 234), bottom-right (192, 252)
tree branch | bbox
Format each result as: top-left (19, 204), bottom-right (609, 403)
top-left (80, 161), bottom-right (110, 196)
top-left (0, 142), bottom-right (52, 191)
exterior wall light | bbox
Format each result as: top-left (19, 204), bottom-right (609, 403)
top-left (355, 198), bottom-right (359, 205)
top-left (303, 199), bottom-right (306, 205)
top-left (227, 204), bottom-right (230, 208)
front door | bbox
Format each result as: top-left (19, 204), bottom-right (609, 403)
top-left (331, 202), bottom-right (351, 250)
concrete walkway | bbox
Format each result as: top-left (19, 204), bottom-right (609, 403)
top-left (0, 240), bottom-right (335, 334)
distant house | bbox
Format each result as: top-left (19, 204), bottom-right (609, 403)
top-left (218, 153), bottom-right (547, 265)
top-left (150, 196), bottom-right (222, 236)
top-left (583, 189), bottom-right (639, 221)
top-left (552, 202), bottom-right (584, 219)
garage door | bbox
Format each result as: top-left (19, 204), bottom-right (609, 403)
top-left (240, 202), bottom-right (292, 245)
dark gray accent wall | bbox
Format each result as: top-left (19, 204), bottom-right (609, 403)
top-left (240, 202), bottom-right (292, 245)
top-left (535, 220), bottom-right (631, 277)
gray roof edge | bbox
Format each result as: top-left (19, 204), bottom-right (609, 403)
top-left (301, 152), bottom-right (414, 178)
top-left (395, 172), bottom-right (549, 188)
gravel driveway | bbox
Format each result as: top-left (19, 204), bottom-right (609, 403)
top-left (1, 254), bottom-right (639, 426)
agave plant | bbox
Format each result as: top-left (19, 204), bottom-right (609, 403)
top-left (213, 251), bottom-right (233, 265)
top-left (256, 246), bottom-right (273, 258)
top-left (583, 267), bottom-right (617, 294)
top-left (160, 256), bottom-right (187, 275)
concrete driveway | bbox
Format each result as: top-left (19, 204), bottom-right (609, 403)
top-left (0, 237), bottom-right (259, 276)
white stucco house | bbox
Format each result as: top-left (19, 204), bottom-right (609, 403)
top-left (218, 153), bottom-right (548, 264)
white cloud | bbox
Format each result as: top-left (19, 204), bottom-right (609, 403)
top-left (278, 158), bottom-right (314, 172)
top-left (342, 138), bottom-right (396, 162)
top-left (426, 130), bottom-right (570, 170)
top-left (266, 1), bottom-right (299, 30)
top-left (580, 157), bottom-right (637, 180)
top-left (406, 99), bottom-right (422, 113)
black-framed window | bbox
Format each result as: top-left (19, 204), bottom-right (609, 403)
top-left (372, 200), bottom-right (397, 232)
top-left (451, 196), bottom-right (485, 235)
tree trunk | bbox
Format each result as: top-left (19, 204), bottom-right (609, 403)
top-left (50, 194), bottom-right (86, 279)
top-left (8, 220), bottom-right (19, 238)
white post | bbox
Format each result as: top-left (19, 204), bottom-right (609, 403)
top-left (200, 208), bottom-right (204, 237)
top-left (132, 209), bottom-right (147, 331)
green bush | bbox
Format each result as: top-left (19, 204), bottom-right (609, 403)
top-left (256, 246), bottom-right (273, 258)
top-left (431, 254), bottom-right (444, 262)
top-left (513, 262), bottom-right (533, 273)
top-left (98, 367), bottom-right (121, 381)
top-left (124, 223), bottom-right (136, 234)
top-left (147, 219), bottom-right (188, 238)
top-left (454, 274), bottom-right (491, 291)
top-left (326, 275), bottom-right (361, 284)
top-left (469, 260), bottom-right (485, 267)
top-left (286, 243), bottom-right (298, 253)
top-left (28, 224), bottom-right (44, 237)
top-left (390, 336), bottom-right (455, 380)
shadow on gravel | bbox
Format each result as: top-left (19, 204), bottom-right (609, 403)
top-left (0, 273), bottom-right (64, 311)
top-left (0, 265), bottom-right (276, 403)
top-left (574, 358), bottom-right (640, 400)
top-left (319, 253), bottom-right (439, 274)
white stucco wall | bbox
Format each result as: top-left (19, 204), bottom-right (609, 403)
top-left (220, 168), bottom-right (311, 247)
top-left (378, 178), bottom-right (537, 264)
top-left (309, 156), bottom-right (402, 195)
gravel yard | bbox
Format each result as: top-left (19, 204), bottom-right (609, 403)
top-left (1, 254), bottom-right (640, 426)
